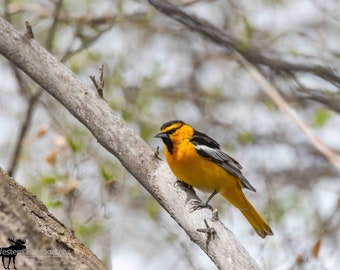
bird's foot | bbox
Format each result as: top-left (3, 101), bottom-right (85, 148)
top-left (190, 200), bottom-right (213, 212)
top-left (174, 180), bottom-right (194, 191)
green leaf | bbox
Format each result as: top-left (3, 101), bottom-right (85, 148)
top-left (166, 232), bottom-right (178, 243)
top-left (145, 199), bottom-right (161, 220)
top-left (312, 108), bottom-right (330, 128)
top-left (263, 98), bottom-right (277, 111)
top-left (46, 200), bottom-right (63, 208)
top-left (67, 137), bottom-right (84, 153)
top-left (100, 166), bottom-right (116, 183)
top-left (238, 132), bottom-right (256, 144)
top-left (289, 49), bottom-right (299, 57)
top-left (42, 175), bottom-right (58, 185)
top-left (241, 16), bottom-right (254, 41)
top-left (140, 124), bottom-right (155, 141)
top-left (77, 222), bottom-right (102, 239)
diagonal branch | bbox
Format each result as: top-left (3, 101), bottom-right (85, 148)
top-left (235, 52), bottom-right (340, 169)
top-left (298, 88), bottom-right (340, 113)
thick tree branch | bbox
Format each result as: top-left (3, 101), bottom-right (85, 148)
top-left (0, 167), bottom-right (106, 270)
top-left (0, 18), bottom-right (259, 269)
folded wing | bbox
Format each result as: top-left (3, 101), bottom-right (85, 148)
top-left (190, 131), bottom-right (256, 192)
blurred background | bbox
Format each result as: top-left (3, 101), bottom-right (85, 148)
top-left (0, 0), bottom-right (339, 269)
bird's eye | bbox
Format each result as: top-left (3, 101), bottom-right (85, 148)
top-left (167, 128), bottom-right (177, 135)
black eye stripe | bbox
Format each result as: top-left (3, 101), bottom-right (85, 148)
top-left (166, 128), bottom-right (177, 135)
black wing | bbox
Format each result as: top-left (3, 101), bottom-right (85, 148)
top-left (190, 131), bottom-right (256, 192)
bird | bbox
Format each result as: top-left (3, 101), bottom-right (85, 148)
top-left (155, 120), bottom-right (273, 238)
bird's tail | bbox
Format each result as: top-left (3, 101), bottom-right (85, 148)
top-left (221, 189), bottom-right (273, 238)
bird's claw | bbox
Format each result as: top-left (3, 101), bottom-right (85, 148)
top-left (190, 200), bottom-right (213, 212)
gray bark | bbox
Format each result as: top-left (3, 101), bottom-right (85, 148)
top-left (0, 168), bottom-right (107, 269)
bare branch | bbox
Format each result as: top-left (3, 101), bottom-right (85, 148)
top-left (147, 0), bottom-right (340, 86)
top-left (235, 52), bottom-right (340, 169)
top-left (290, 74), bottom-right (340, 113)
top-left (298, 88), bottom-right (340, 113)
top-left (60, 29), bottom-right (112, 62)
top-left (7, 89), bottom-right (43, 176)
top-left (45, 0), bottom-right (63, 51)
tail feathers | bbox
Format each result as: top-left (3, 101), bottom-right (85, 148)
top-left (240, 205), bottom-right (273, 238)
top-left (222, 190), bottom-right (273, 238)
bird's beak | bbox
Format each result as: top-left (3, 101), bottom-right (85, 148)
top-left (155, 132), bottom-right (168, 139)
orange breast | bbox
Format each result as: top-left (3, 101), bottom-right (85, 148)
top-left (164, 140), bottom-right (239, 193)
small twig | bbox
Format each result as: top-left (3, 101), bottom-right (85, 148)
top-left (90, 64), bottom-right (105, 98)
top-left (8, 89), bottom-right (43, 176)
top-left (61, 30), bottom-right (111, 62)
top-left (45, 0), bottom-right (63, 51)
top-left (98, 64), bottom-right (104, 97)
top-left (24, 21), bottom-right (34, 39)
top-left (89, 75), bottom-right (98, 88)
top-left (154, 146), bottom-right (162, 160)
top-left (197, 219), bottom-right (216, 251)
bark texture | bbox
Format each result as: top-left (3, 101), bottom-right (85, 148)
top-left (0, 168), bottom-right (107, 269)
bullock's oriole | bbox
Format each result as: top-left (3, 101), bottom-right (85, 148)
top-left (155, 120), bottom-right (273, 238)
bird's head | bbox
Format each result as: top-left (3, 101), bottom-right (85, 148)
top-left (155, 120), bottom-right (194, 153)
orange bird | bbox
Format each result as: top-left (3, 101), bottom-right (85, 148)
top-left (155, 120), bottom-right (273, 238)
